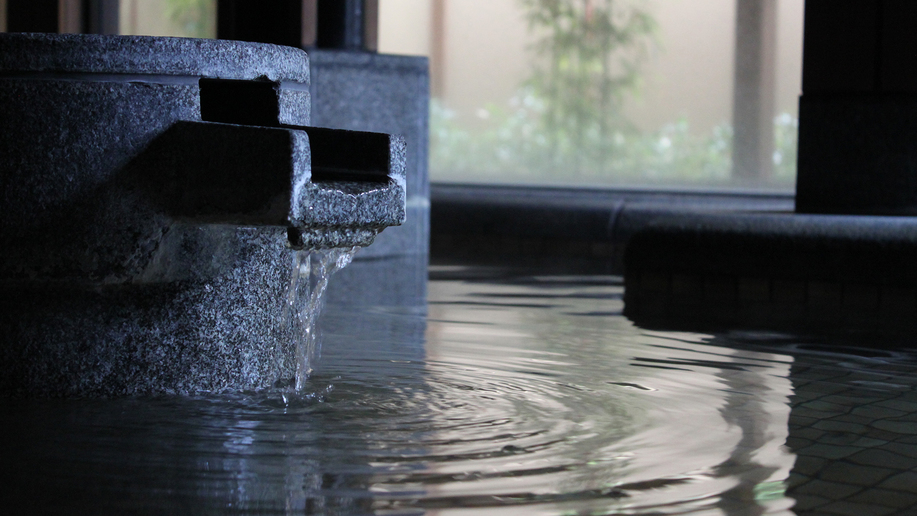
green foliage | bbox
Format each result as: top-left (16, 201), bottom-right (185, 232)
top-left (430, 0), bottom-right (798, 186)
top-left (773, 112), bottom-right (798, 181)
top-left (431, 93), bottom-right (797, 186)
top-left (165, 0), bottom-right (215, 38)
top-left (520, 0), bottom-right (655, 174)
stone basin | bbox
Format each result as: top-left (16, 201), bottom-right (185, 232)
top-left (0, 33), bottom-right (406, 397)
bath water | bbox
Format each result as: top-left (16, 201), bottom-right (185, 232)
top-left (3, 265), bottom-right (917, 515)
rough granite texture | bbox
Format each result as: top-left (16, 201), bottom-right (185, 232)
top-left (622, 211), bottom-right (917, 337)
top-left (0, 34), bottom-right (406, 396)
top-left (309, 50), bottom-right (430, 308)
top-left (0, 32), bottom-right (310, 83)
top-left (1, 227), bottom-right (299, 397)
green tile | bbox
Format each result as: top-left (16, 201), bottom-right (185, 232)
top-left (832, 413), bottom-right (881, 425)
top-left (790, 493), bottom-right (831, 511)
top-left (787, 471), bottom-right (814, 488)
top-left (875, 399), bottom-right (917, 413)
top-left (849, 488), bottom-right (917, 510)
top-left (870, 420), bottom-right (917, 435)
top-left (800, 372), bottom-right (856, 384)
top-left (857, 427), bottom-right (910, 443)
top-left (791, 478), bottom-right (862, 499)
top-left (821, 394), bottom-right (884, 407)
top-left (813, 420), bottom-right (867, 434)
top-left (785, 436), bottom-right (813, 450)
top-left (802, 383), bottom-right (858, 396)
top-left (846, 449), bottom-right (917, 470)
top-left (818, 462), bottom-right (895, 486)
top-left (791, 427), bottom-right (827, 442)
top-left (851, 405), bottom-right (908, 420)
top-left (795, 443), bottom-right (860, 460)
top-left (882, 442), bottom-right (917, 459)
top-left (819, 431), bottom-right (874, 446)
top-left (820, 500), bottom-right (896, 516)
top-left (796, 409), bottom-right (850, 422)
top-left (845, 437), bottom-right (892, 449)
top-left (878, 471), bottom-right (917, 492)
top-left (803, 399), bottom-right (853, 413)
top-left (791, 455), bottom-right (828, 477)
top-left (790, 415), bottom-right (822, 427)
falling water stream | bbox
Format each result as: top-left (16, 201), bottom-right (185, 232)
top-left (286, 247), bottom-right (359, 390)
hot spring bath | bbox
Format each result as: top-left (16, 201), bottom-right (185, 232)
top-left (4, 266), bottom-right (916, 515)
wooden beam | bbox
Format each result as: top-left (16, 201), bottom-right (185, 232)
top-left (431, 0), bottom-right (446, 97)
top-left (58, 0), bottom-right (82, 33)
top-left (732, 0), bottom-right (778, 181)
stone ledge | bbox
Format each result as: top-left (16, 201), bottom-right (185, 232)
top-left (622, 211), bottom-right (917, 338)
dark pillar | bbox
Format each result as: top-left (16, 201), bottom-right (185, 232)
top-left (6, 0), bottom-right (58, 32)
top-left (315, 0), bottom-right (377, 51)
top-left (796, 0), bottom-right (917, 214)
top-left (82, 0), bottom-right (118, 35)
top-left (732, 0), bottom-right (777, 182)
top-left (217, 0), bottom-right (306, 48)
top-left (5, 0), bottom-right (117, 34)
top-left (216, 0), bottom-right (377, 51)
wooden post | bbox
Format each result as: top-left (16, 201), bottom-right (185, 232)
top-left (732, 0), bottom-right (778, 182)
top-left (431, 0), bottom-right (447, 98)
top-left (58, 0), bottom-right (81, 33)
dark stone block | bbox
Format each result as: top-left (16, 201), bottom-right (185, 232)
top-left (880, 0), bottom-right (917, 92)
top-left (796, 94), bottom-right (917, 215)
top-left (802, 0), bottom-right (880, 93)
top-left (622, 211), bottom-right (917, 339)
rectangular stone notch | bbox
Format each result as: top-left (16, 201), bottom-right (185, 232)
top-left (199, 78), bottom-right (280, 127)
top-left (303, 126), bottom-right (392, 183)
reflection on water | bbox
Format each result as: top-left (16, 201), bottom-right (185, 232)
top-left (3, 266), bottom-right (917, 514)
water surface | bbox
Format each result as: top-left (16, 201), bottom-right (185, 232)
top-left (4, 266), bottom-right (917, 515)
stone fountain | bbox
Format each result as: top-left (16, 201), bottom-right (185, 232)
top-left (0, 33), bottom-right (406, 397)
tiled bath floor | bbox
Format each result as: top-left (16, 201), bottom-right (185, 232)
top-left (784, 347), bottom-right (917, 515)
